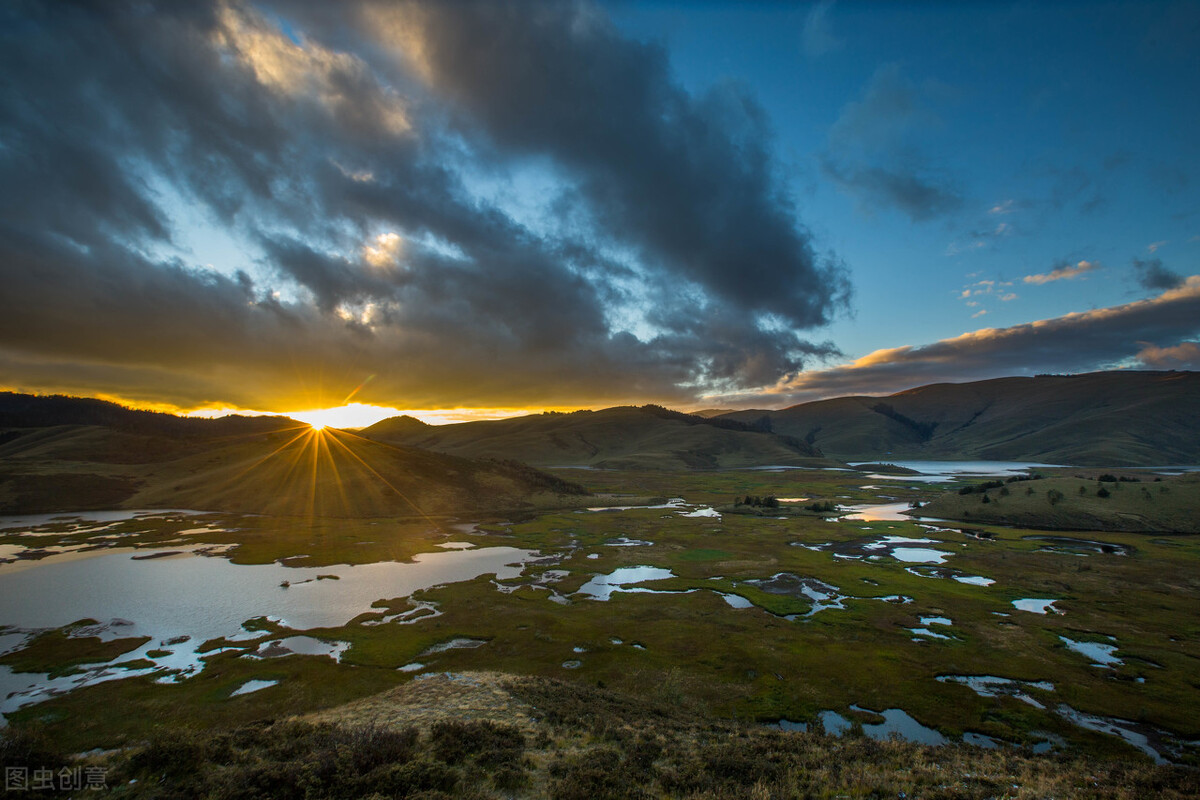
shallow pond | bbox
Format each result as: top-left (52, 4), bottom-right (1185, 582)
top-left (574, 566), bottom-right (678, 601)
top-left (936, 674), bottom-right (1055, 709)
top-left (1060, 635), bottom-right (1122, 667)
top-left (1025, 536), bottom-right (1132, 556)
top-left (230, 679), bottom-right (278, 697)
top-left (0, 509), bottom-right (206, 532)
top-left (838, 502), bottom-right (920, 521)
top-left (1013, 598), bottom-right (1061, 615)
top-left (856, 460), bottom-right (1061, 483)
top-left (774, 707), bottom-right (948, 746)
top-left (0, 532), bottom-right (538, 712)
top-left (855, 706), bottom-right (949, 745)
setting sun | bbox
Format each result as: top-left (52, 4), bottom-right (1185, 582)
top-left (285, 403), bottom-right (404, 430)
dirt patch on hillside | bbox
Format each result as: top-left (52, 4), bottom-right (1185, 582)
top-left (300, 671), bottom-right (539, 733)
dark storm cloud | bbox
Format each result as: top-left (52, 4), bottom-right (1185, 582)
top-left (750, 277), bottom-right (1200, 405)
top-left (821, 63), bottom-right (963, 222)
top-left (1133, 257), bottom-right (1185, 292)
top-left (353, 0), bottom-right (851, 330)
top-left (0, 0), bottom-right (849, 410)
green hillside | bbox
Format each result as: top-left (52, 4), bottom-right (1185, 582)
top-left (361, 405), bottom-right (836, 470)
top-left (916, 471), bottom-right (1200, 533)
top-left (721, 371), bottom-right (1200, 466)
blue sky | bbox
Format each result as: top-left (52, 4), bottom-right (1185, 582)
top-left (609, 1), bottom-right (1199, 357)
top-left (0, 1), bottom-right (1197, 422)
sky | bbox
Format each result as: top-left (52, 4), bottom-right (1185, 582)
top-left (1, 0), bottom-right (1198, 426)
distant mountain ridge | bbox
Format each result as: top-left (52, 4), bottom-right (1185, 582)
top-left (3, 370), bottom-right (1195, 496)
top-left (0, 394), bottom-right (587, 516)
top-left (361, 404), bottom-right (833, 470)
top-left (718, 371), bottom-right (1200, 466)
top-left (0, 392), bottom-right (295, 439)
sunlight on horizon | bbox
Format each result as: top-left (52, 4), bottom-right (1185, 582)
top-left (188, 402), bottom-right (554, 429)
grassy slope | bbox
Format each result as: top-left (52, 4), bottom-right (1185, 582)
top-left (723, 370), bottom-right (1200, 465)
top-left (363, 406), bottom-right (837, 470)
top-left (0, 424), bottom-right (588, 517)
top-left (917, 472), bottom-right (1200, 533)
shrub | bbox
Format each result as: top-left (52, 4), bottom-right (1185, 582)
top-left (1047, 489), bottom-right (1064, 505)
top-left (548, 747), bottom-right (647, 800)
top-left (0, 725), bottom-right (70, 778)
top-left (124, 729), bottom-right (215, 780)
top-left (374, 759), bottom-right (460, 795)
top-left (1097, 486), bottom-right (1111, 498)
top-left (429, 720), bottom-right (524, 768)
top-left (338, 724), bottom-right (419, 773)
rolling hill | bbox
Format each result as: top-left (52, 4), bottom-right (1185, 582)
top-left (0, 395), bottom-right (587, 517)
top-left (360, 405), bottom-right (836, 470)
top-left (719, 371), bottom-right (1200, 466)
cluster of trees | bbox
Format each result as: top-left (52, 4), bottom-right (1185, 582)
top-left (870, 403), bottom-right (938, 441)
top-left (959, 479), bottom-right (1006, 496)
top-left (957, 473), bottom-right (1044, 496)
top-left (641, 405), bottom-right (772, 434)
top-left (736, 495), bottom-right (779, 508)
top-left (1097, 474), bottom-right (1141, 483)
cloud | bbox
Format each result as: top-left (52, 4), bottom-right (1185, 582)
top-left (822, 159), bottom-right (962, 222)
top-left (821, 64), bottom-right (962, 221)
top-left (1133, 256), bottom-right (1185, 291)
top-left (744, 276), bottom-right (1200, 404)
top-left (1147, 240), bottom-right (1167, 253)
top-left (957, 277), bottom-right (1016, 311)
top-left (1135, 341), bottom-right (1200, 369)
top-left (802, 0), bottom-right (843, 59)
top-left (0, 0), bottom-right (850, 411)
top-left (360, 1), bottom-right (851, 329)
top-left (946, 220), bottom-right (1013, 256)
top-left (1023, 260), bottom-right (1099, 285)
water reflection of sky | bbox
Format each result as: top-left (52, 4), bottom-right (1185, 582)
top-left (857, 460), bottom-right (1061, 483)
top-left (0, 542), bottom-right (536, 713)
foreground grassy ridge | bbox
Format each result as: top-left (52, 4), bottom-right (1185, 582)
top-left (5, 676), bottom-right (1199, 800)
top-left (4, 466), bottom-right (1200, 766)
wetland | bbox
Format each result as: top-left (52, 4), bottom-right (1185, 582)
top-left (3, 461), bottom-right (1199, 774)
